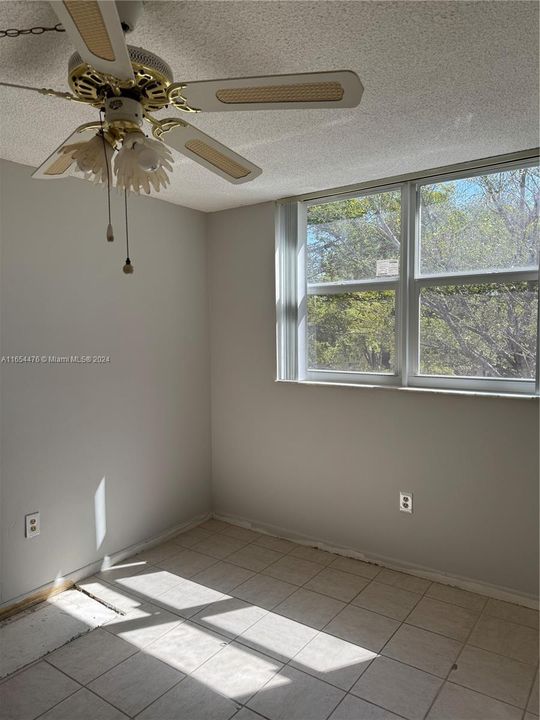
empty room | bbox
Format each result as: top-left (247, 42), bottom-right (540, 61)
top-left (0, 1), bottom-right (538, 719)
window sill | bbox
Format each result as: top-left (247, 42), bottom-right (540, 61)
top-left (275, 378), bottom-right (539, 399)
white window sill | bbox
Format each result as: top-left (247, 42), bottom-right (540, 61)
top-left (275, 378), bottom-right (539, 400)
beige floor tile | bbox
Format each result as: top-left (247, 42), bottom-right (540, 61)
top-left (254, 535), bottom-right (296, 553)
top-left (46, 628), bottom-right (136, 684)
top-left (115, 566), bottom-right (184, 603)
top-left (191, 642), bottom-right (283, 702)
top-left (238, 611), bottom-right (318, 662)
top-left (375, 569), bottom-right (431, 595)
top-left (325, 605), bottom-right (399, 653)
top-left (289, 545), bottom-right (335, 565)
top-left (39, 688), bottom-right (128, 720)
top-left (0, 662), bottom-right (80, 720)
top-left (248, 666), bottom-right (345, 720)
top-left (426, 584), bottom-right (486, 613)
top-left (468, 615), bottom-right (539, 665)
top-left (328, 694), bottom-right (403, 719)
top-left (157, 577), bottom-right (227, 618)
top-left (144, 620), bottom-right (228, 673)
top-left (525, 714), bottom-right (539, 720)
top-left (94, 561), bottom-right (150, 584)
top-left (406, 597), bottom-right (477, 641)
top-left (227, 544), bottom-right (284, 571)
top-left (427, 682), bottom-right (523, 719)
top-left (527, 670), bottom-right (539, 714)
top-left (351, 656), bottom-right (442, 720)
top-left (274, 588), bottom-right (345, 630)
top-left (262, 555), bottom-right (322, 585)
top-left (382, 623), bottom-right (461, 677)
top-left (291, 631), bottom-right (377, 690)
top-left (137, 677), bottom-right (239, 720)
top-left (233, 573), bottom-right (297, 610)
top-left (157, 549), bottom-right (218, 578)
top-left (219, 525), bottom-right (262, 542)
top-left (450, 645), bottom-right (537, 707)
top-left (306, 568), bottom-right (370, 602)
top-left (88, 652), bottom-right (183, 716)
top-left (192, 534), bottom-right (250, 560)
top-left (201, 519), bottom-right (231, 532)
top-left (484, 598), bottom-right (539, 630)
top-left (352, 581), bottom-right (421, 621)
top-left (173, 526), bottom-right (214, 548)
top-left (191, 561), bottom-right (255, 593)
top-left (193, 597), bottom-right (268, 639)
top-left (104, 602), bottom-right (183, 648)
top-left (132, 541), bottom-right (184, 564)
top-left (329, 557), bottom-right (381, 580)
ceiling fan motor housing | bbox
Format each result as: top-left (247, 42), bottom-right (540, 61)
top-left (105, 96), bottom-right (144, 129)
top-left (68, 46), bottom-right (173, 111)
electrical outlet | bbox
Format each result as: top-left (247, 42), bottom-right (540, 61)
top-left (25, 512), bottom-right (40, 538)
top-left (400, 492), bottom-right (413, 514)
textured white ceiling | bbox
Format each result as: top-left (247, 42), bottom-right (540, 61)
top-left (0, 1), bottom-right (538, 212)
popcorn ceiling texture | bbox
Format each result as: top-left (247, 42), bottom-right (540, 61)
top-left (0, 0), bottom-right (538, 212)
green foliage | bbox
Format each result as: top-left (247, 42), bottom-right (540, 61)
top-left (307, 168), bottom-right (539, 378)
top-left (307, 192), bottom-right (401, 282)
top-left (308, 292), bottom-right (395, 372)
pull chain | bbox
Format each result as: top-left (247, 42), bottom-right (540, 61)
top-left (0, 23), bottom-right (65, 38)
top-left (99, 110), bottom-right (114, 242)
top-left (123, 191), bottom-right (134, 274)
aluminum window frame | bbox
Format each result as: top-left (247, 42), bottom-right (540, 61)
top-left (276, 151), bottom-right (540, 396)
top-left (301, 182), bottom-right (403, 385)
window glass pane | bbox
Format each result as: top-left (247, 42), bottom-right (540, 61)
top-left (307, 291), bottom-right (396, 373)
top-left (419, 166), bottom-right (540, 275)
top-left (306, 190), bottom-right (401, 283)
top-left (419, 282), bottom-right (538, 379)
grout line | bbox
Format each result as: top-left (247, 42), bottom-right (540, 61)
top-left (419, 593), bottom-right (493, 719)
top-left (32, 675), bottom-right (84, 720)
top-left (521, 661), bottom-right (539, 720)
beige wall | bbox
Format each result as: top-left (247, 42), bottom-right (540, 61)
top-left (208, 202), bottom-right (539, 598)
top-left (0, 161), bottom-right (212, 604)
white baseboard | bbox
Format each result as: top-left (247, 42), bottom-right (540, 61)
top-left (0, 511), bottom-right (211, 612)
top-left (214, 511), bottom-right (539, 610)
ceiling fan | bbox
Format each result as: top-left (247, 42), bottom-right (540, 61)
top-left (1, 0), bottom-right (364, 193)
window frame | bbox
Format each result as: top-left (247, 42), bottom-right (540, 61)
top-left (276, 152), bottom-right (540, 397)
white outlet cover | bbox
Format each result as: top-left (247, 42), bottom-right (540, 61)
top-left (25, 512), bottom-right (40, 538)
top-left (399, 492), bottom-right (413, 514)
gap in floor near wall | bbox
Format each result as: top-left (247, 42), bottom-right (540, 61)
top-left (0, 518), bottom-right (538, 720)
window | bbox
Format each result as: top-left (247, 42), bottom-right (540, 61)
top-left (276, 154), bottom-right (540, 395)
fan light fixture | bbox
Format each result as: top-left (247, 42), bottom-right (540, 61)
top-left (61, 132), bottom-right (114, 183)
top-left (114, 132), bottom-right (173, 194)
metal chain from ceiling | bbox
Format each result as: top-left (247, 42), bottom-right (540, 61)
top-left (0, 23), bottom-right (65, 38)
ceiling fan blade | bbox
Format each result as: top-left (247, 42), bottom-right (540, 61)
top-left (157, 120), bottom-right (261, 184)
top-left (32, 124), bottom-right (99, 180)
top-left (50, 1), bottom-right (134, 81)
top-left (179, 70), bottom-right (363, 112)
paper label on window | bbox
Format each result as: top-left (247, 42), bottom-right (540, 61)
top-left (376, 259), bottom-right (399, 277)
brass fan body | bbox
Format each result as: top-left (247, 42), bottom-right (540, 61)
top-left (67, 45), bottom-right (197, 114)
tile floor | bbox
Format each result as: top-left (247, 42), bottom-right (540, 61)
top-left (0, 519), bottom-right (538, 720)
